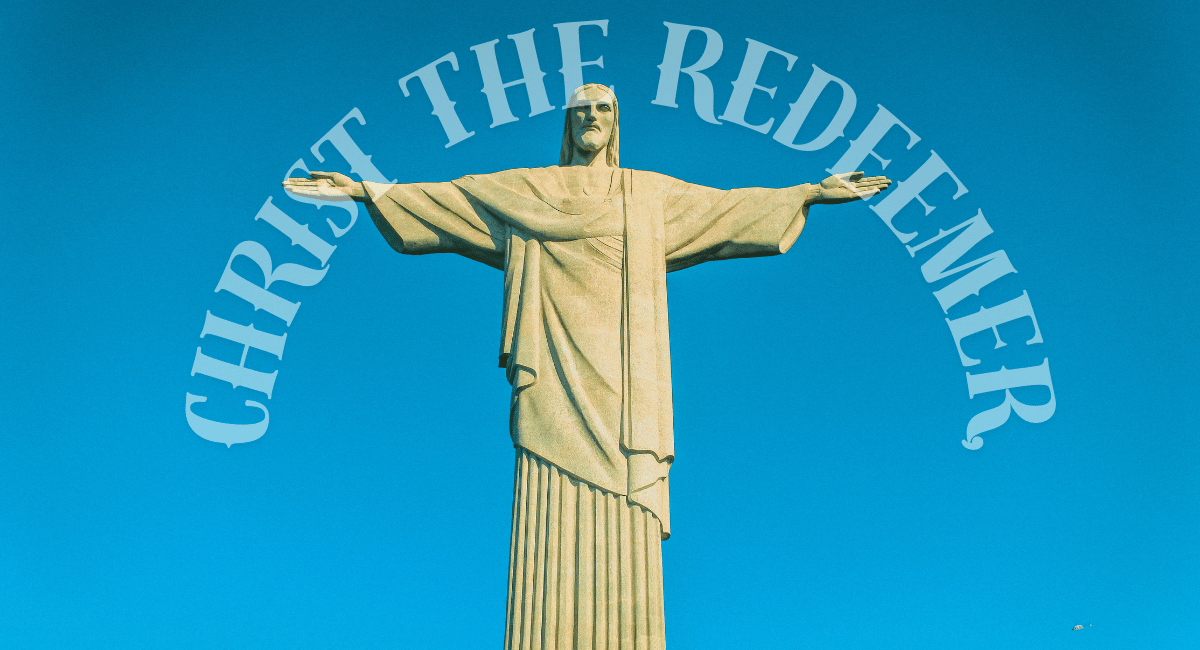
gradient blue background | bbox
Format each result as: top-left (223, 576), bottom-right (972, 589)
top-left (2, 0), bottom-right (1197, 648)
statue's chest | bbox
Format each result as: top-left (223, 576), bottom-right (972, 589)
top-left (556, 168), bottom-right (621, 208)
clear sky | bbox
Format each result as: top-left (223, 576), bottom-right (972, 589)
top-left (2, 0), bottom-right (1197, 648)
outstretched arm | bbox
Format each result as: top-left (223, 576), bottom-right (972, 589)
top-left (285, 171), bottom-right (506, 269)
top-left (660, 170), bottom-right (891, 272)
top-left (805, 171), bottom-right (891, 206)
top-left (283, 171), bottom-right (366, 202)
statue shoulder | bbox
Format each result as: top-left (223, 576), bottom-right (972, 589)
top-left (625, 169), bottom-right (683, 194)
top-left (452, 166), bottom-right (580, 206)
top-left (457, 166), bottom-right (542, 182)
top-left (453, 166), bottom-right (557, 193)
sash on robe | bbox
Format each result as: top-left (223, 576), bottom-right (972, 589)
top-left (451, 170), bottom-right (674, 534)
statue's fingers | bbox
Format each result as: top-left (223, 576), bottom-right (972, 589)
top-left (853, 184), bottom-right (880, 193)
top-left (284, 181), bottom-right (326, 192)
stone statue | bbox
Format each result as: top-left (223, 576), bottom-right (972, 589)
top-left (285, 84), bottom-right (890, 650)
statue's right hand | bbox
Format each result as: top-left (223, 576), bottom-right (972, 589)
top-left (282, 171), bottom-right (365, 202)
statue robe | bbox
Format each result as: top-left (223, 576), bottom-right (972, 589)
top-left (363, 166), bottom-right (809, 650)
top-left (363, 166), bottom-right (810, 538)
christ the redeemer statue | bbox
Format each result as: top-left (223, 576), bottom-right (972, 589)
top-left (285, 84), bottom-right (890, 650)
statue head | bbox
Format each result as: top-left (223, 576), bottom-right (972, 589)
top-left (559, 84), bottom-right (619, 167)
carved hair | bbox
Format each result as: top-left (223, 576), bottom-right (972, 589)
top-left (559, 84), bottom-right (619, 167)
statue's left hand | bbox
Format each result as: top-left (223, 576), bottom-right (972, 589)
top-left (808, 171), bottom-right (892, 205)
top-left (282, 171), bottom-right (366, 202)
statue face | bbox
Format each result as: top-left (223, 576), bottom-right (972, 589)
top-left (569, 87), bottom-right (615, 154)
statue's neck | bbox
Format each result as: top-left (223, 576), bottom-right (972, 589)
top-left (567, 146), bottom-right (611, 168)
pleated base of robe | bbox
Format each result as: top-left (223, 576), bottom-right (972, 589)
top-left (507, 448), bottom-right (666, 650)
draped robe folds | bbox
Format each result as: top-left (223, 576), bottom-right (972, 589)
top-left (362, 167), bottom-right (811, 538)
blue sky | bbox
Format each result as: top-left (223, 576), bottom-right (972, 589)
top-left (2, 1), bottom-right (1197, 648)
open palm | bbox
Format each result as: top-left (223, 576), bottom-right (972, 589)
top-left (282, 171), bottom-right (364, 201)
top-left (810, 171), bottom-right (891, 205)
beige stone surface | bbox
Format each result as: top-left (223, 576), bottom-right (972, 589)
top-left (283, 83), bottom-right (890, 649)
